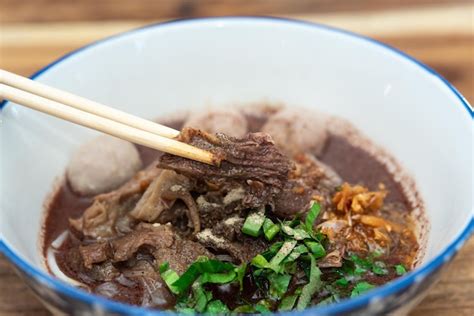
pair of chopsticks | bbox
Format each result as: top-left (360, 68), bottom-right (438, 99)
top-left (0, 69), bottom-right (216, 165)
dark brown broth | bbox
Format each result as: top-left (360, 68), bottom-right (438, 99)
top-left (320, 135), bottom-right (408, 205)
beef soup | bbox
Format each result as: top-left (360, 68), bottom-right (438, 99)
top-left (42, 105), bottom-right (423, 313)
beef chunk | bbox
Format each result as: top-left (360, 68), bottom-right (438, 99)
top-left (273, 154), bottom-right (335, 218)
top-left (111, 223), bottom-right (213, 274)
top-left (78, 223), bottom-right (212, 275)
top-left (196, 217), bottom-right (269, 263)
top-left (273, 180), bottom-right (314, 218)
top-left (159, 128), bottom-right (292, 191)
top-left (111, 224), bottom-right (175, 262)
top-left (80, 242), bottom-right (112, 269)
top-left (195, 184), bottom-right (264, 229)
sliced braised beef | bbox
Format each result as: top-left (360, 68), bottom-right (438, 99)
top-left (159, 128), bottom-right (292, 192)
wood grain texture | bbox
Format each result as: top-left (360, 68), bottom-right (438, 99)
top-left (0, 0), bottom-right (470, 23)
top-left (0, 2), bottom-right (472, 315)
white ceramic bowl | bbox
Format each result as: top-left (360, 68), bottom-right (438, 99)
top-left (1, 17), bottom-right (472, 315)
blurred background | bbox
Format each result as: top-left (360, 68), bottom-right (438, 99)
top-left (0, 0), bottom-right (472, 315)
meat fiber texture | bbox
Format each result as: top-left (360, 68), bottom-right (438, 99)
top-left (67, 135), bottom-right (142, 195)
top-left (159, 128), bottom-right (292, 190)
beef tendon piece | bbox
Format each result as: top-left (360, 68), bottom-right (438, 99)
top-left (69, 162), bottom-right (161, 239)
top-left (129, 170), bottom-right (201, 233)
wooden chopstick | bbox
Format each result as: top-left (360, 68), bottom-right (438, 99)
top-left (0, 71), bottom-right (216, 165)
top-left (0, 69), bottom-right (180, 139)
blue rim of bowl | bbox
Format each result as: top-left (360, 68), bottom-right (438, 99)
top-left (0, 16), bottom-right (473, 315)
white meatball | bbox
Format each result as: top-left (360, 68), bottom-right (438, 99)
top-left (67, 135), bottom-right (142, 195)
top-left (262, 108), bottom-right (328, 156)
top-left (184, 109), bottom-right (248, 138)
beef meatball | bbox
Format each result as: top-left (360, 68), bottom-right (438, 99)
top-left (184, 109), bottom-right (248, 138)
top-left (67, 135), bottom-right (142, 195)
top-left (262, 108), bottom-right (328, 156)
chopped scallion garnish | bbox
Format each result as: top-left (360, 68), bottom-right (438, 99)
top-left (305, 202), bottom-right (321, 235)
top-left (269, 240), bottom-right (297, 271)
top-left (350, 281), bottom-right (375, 297)
top-left (395, 264), bottom-right (407, 275)
top-left (268, 273), bottom-right (292, 299)
top-left (296, 255), bottom-right (322, 309)
top-left (262, 218), bottom-right (280, 241)
top-left (278, 294), bottom-right (299, 311)
top-left (242, 209), bottom-right (266, 237)
top-left (372, 261), bottom-right (388, 276)
top-left (304, 240), bottom-right (326, 258)
top-left (205, 300), bottom-right (230, 313)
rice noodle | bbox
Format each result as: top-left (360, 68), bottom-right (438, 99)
top-left (46, 231), bottom-right (85, 287)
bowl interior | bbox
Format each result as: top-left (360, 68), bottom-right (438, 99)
top-left (1, 17), bottom-right (472, 286)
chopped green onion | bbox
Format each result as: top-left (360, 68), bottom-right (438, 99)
top-left (261, 241), bottom-right (284, 260)
top-left (395, 264), bottom-right (407, 275)
top-left (269, 240), bottom-right (298, 271)
top-left (205, 300), bottom-right (230, 313)
top-left (372, 261), bottom-right (388, 276)
top-left (317, 295), bottom-right (338, 306)
top-left (293, 228), bottom-right (312, 240)
top-left (280, 224), bottom-right (295, 236)
top-left (169, 265), bottom-right (202, 294)
top-left (268, 273), bottom-right (292, 299)
top-left (159, 262), bottom-right (170, 274)
top-left (283, 261), bottom-right (298, 274)
top-left (232, 305), bottom-right (255, 313)
top-left (242, 210), bottom-right (266, 237)
top-left (282, 218), bottom-right (300, 228)
top-left (193, 284), bottom-right (211, 313)
top-left (296, 255), bottom-right (322, 310)
top-left (200, 271), bottom-right (236, 284)
top-left (351, 254), bottom-right (372, 269)
top-left (175, 307), bottom-right (195, 315)
top-left (304, 241), bottom-right (326, 258)
top-left (255, 300), bottom-right (272, 314)
top-left (281, 224), bottom-right (311, 240)
top-left (305, 202), bottom-right (321, 235)
top-left (350, 281), bottom-right (375, 297)
top-left (335, 277), bottom-right (349, 287)
top-left (160, 265), bottom-right (180, 294)
top-left (251, 254), bottom-right (271, 269)
top-left (161, 257), bottom-right (235, 295)
top-left (262, 218), bottom-right (280, 241)
top-left (283, 244), bottom-right (308, 264)
top-left (354, 267), bottom-right (366, 276)
top-left (372, 250), bottom-right (383, 258)
top-left (279, 294), bottom-right (299, 311)
top-left (235, 263), bottom-right (247, 290)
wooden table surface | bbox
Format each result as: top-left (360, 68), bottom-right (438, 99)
top-left (0, 1), bottom-right (472, 315)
